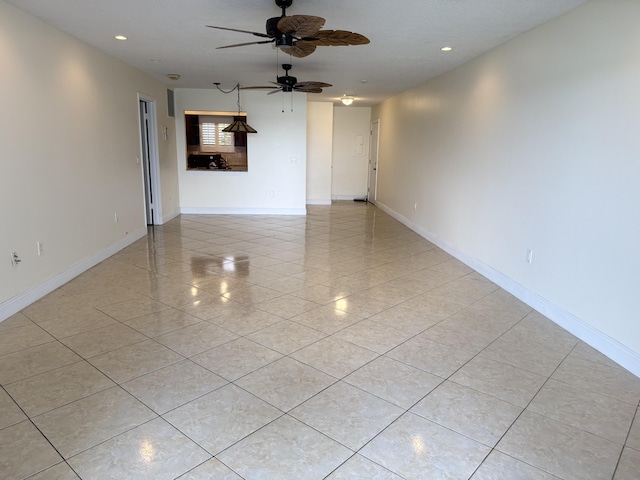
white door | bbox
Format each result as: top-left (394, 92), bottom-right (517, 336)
top-left (138, 96), bottom-right (162, 225)
top-left (368, 119), bottom-right (380, 204)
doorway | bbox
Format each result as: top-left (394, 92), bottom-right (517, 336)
top-left (368, 119), bottom-right (380, 204)
top-left (138, 96), bottom-right (162, 225)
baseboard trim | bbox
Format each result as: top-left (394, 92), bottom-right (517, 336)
top-left (0, 227), bottom-right (147, 322)
top-left (331, 195), bottom-right (365, 201)
top-left (306, 199), bottom-right (332, 206)
top-left (180, 207), bottom-right (307, 216)
top-left (375, 200), bottom-right (640, 378)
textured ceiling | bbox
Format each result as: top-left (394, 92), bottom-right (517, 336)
top-left (7, 0), bottom-right (589, 106)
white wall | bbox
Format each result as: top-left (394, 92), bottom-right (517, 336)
top-left (0, 1), bottom-right (179, 318)
top-left (306, 102), bottom-right (334, 205)
top-left (332, 106), bottom-right (371, 199)
top-left (175, 89), bottom-right (307, 214)
top-left (372, 0), bottom-right (640, 375)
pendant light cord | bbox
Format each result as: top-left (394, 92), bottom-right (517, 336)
top-left (213, 83), bottom-right (237, 95)
top-left (213, 83), bottom-right (242, 115)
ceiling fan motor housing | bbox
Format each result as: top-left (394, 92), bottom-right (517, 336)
top-left (265, 17), bottom-right (281, 37)
top-left (277, 76), bottom-right (297, 92)
top-left (278, 63), bottom-right (297, 90)
top-left (275, 0), bottom-right (293, 9)
top-left (269, 0), bottom-right (293, 37)
top-left (267, 16), bottom-right (295, 47)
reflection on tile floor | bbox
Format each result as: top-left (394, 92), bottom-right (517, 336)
top-left (1, 203), bottom-right (639, 479)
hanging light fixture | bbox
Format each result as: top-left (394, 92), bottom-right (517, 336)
top-left (223, 117), bottom-right (258, 133)
top-left (215, 83), bottom-right (257, 133)
top-left (341, 95), bottom-right (354, 106)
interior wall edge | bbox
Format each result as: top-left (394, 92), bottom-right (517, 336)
top-left (162, 210), bottom-right (181, 225)
top-left (375, 200), bottom-right (640, 379)
top-left (0, 227), bottom-right (147, 323)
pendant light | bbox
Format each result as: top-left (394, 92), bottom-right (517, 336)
top-left (216, 83), bottom-right (257, 133)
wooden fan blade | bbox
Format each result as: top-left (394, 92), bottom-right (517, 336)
top-left (294, 86), bottom-right (323, 93)
top-left (309, 30), bottom-right (370, 46)
top-left (280, 41), bottom-right (317, 58)
top-left (206, 25), bottom-right (271, 38)
top-left (277, 15), bottom-right (325, 37)
top-left (295, 81), bottom-right (332, 89)
top-left (216, 40), bottom-right (274, 49)
top-left (240, 86), bottom-right (280, 90)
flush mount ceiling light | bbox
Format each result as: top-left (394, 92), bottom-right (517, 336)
top-left (341, 96), bottom-right (354, 106)
top-left (167, 73), bottom-right (181, 81)
top-left (215, 83), bottom-right (258, 133)
top-left (441, 46), bottom-right (453, 52)
top-left (115, 35), bottom-right (127, 40)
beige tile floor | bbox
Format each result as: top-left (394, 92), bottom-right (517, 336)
top-left (1, 202), bottom-right (640, 479)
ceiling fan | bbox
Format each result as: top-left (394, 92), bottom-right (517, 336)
top-left (241, 63), bottom-right (332, 94)
top-left (207, 0), bottom-right (370, 58)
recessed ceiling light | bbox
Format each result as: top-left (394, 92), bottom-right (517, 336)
top-left (441, 46), bottom-right (452, 52)
top-left (360, 80), bottom-right (368, 83)
top-left (115, 35), bottom-right (127, 41)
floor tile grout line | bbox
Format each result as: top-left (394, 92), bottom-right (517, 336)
top-left (607, 390), bottom-right (640, 479)
top-left (124, 358), bottom-right (231, 416)
top-left (3, 363), bottom-right (117, 419)
top-left (321, 451), bottom-right (410, 480)
top-left (357, 304), bottom-right (568, 477)
top-left (59, 415), bottom-right (169, 466)
top-left (0, 339), bottom-right (84, 387)
top-left (467, 342), bottom-right (587, 480)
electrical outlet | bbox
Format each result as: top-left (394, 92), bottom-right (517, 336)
top-left (413, 202), bottom-right (417, 210)
top-left (270, 191), bottom-right (275, 198)
top-left (526, 249), bottom-right (533, 264)
top-left (37, 241), bottom-right (43, 256)
top-left (114, 212), bottom-right (119, 223)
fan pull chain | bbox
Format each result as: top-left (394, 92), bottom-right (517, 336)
top-left (289, 54), bottom-right (294, 112)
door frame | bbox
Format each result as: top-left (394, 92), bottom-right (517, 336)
top-left (137, 94), bottom-right (163, 225)
top-left (368, 118), bottom-right (380, 204)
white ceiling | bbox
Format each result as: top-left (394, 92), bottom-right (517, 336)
top-left (8, 0), bottom-right (589, 106)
